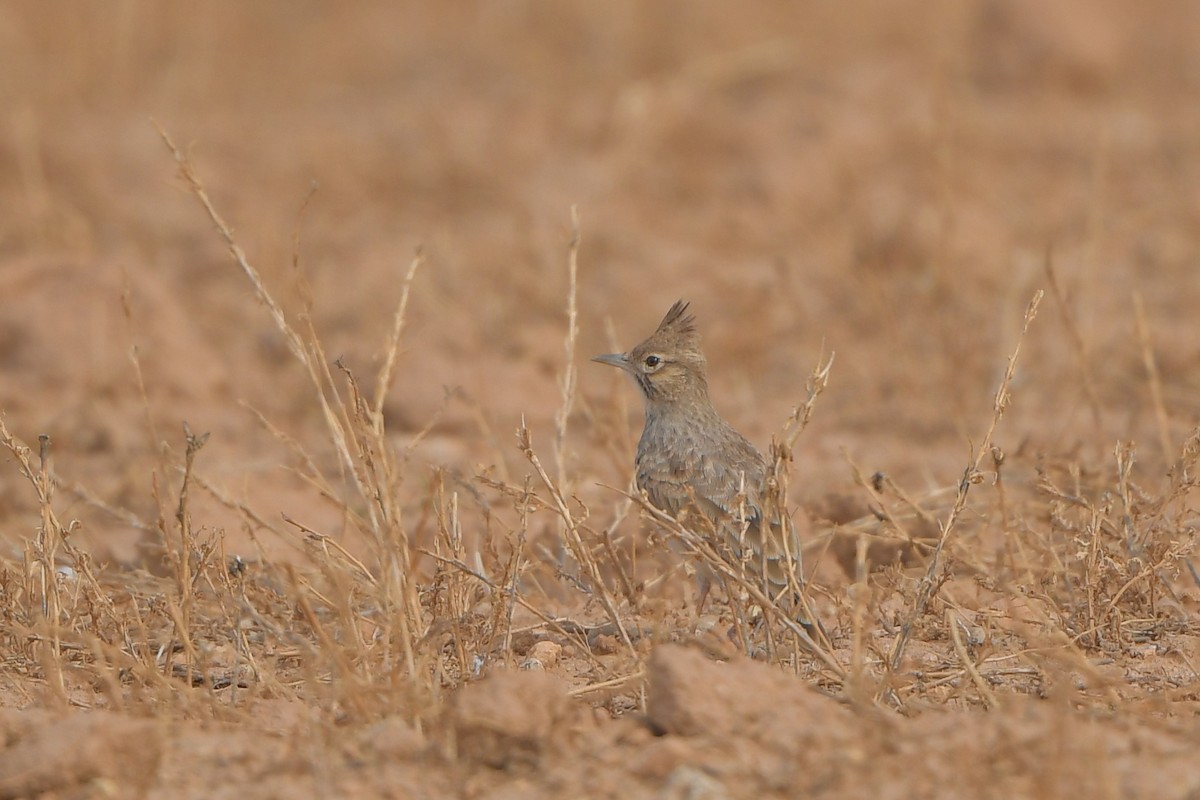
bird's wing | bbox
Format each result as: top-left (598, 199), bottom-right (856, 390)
top-left (638, 438), bottom-right (771, 533)
top-left (691, 439), bottom-right (802, 585)
top-left (636, 430), bottom-right (802, 588)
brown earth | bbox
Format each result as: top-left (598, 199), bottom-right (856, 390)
top-left (2, 2), bottom-right (1200, 798)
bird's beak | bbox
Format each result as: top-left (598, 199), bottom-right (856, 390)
top-left (592, 353), bottom-right (630, 371)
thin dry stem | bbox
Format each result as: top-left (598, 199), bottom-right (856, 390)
top-left (555, 207), bottom-right (582, 490)
top-left (373, 251), bottom-right (425, 424)
top-left (1133, 291), bottom-right (1173, 465)
top-left (518, 420), bottom-right (636, 653)
top-left (886, 290), bottom-right (1043, 680)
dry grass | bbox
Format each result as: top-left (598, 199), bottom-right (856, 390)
top-left (3, 140), bottom-right (1197, 728)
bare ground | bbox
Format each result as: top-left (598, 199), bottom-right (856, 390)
top-left (2, 2), bottom-right (1200, 798)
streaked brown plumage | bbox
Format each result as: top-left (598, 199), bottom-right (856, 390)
top-left (593, 301), bottom-right (801, 610)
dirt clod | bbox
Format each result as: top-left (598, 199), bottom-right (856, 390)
top-left (647, 645), bottom-right (845, 741)
top-left (451, 669), bottom-right (572, 769)
top-left (520, 641), bottom-right (562, 671)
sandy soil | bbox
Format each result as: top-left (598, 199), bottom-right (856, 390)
top-left (2, 2), bottom-right (1200, 798)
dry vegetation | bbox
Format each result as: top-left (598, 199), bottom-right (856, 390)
top-left (2, 2), bottom-right (1200, 798)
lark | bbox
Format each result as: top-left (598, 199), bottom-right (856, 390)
top-left (594, 301), bottom-right (803, 612)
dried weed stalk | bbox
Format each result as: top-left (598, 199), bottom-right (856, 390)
top-left (156, 125), bottom-right (514, 723)
top-left (886, 290), bottom-right (1043, 685)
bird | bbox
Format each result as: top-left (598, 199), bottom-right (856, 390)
top-left (593, 300), bottom-right (804, 614)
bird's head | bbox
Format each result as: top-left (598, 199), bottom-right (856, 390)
top-left (593, 300), bottom-right (709, 404)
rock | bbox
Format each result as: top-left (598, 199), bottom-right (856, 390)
top-left (661, 765), bottom-right (732, 800)
top-left (450, 669), bottom-right (572, 769)
top-left (645, 644), bottom-right (858, 792)
top-left (647, 644), bottom-right (841, 741)
top-left (519, 641), bottom-right (562, 671)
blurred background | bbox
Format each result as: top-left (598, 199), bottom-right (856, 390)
top-left (2, 1), bottom-right (1199, 562)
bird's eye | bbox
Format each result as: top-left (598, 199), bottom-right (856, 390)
top-left (644, 355), bottom-right (661, 368)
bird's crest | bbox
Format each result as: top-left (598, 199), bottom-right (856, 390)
top-left (656, 300), bottom-right (696, 337)
top-left (643, 300), bottom-right (701, 355)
